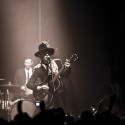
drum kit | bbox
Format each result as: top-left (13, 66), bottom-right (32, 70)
top-left (0, 80), bottom-right (38, 121)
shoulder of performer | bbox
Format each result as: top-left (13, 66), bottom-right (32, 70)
top-left (34, 63), bottom-right (41, 69)
top-left (52, 58), bottom-right (63, 67)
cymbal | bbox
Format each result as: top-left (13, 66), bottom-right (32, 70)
top-left (0, 84), bottom-right (21, 87)
top-left (0, 78), bottom-right (5, 80)
top-left (0, 84), bottom-right (21, 92)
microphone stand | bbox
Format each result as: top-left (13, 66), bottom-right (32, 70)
top-left (48, 59), bottom-right (55, 92)
top-left (48, 58), bottom-right (55, 107)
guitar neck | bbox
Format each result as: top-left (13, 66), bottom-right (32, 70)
top-left (49, 54), bottom-right (78, 83)
top-left (52, 65), bottom-right (65, 83)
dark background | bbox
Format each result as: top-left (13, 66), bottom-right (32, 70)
top-left (0, 0), bottom-right (125, 115)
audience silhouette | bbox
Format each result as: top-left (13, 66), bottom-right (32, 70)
top-left (0, 94), bottom-right (124, 125)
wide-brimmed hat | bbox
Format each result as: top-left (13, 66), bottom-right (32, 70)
top-left (34, 42), bottom-right (55, 57)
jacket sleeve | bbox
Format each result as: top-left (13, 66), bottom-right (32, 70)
top-left (13, 70), bottom-right (19, 85)
top-left (26, 69), bottom-right (39, 90)
top-left (13, 70), bottom-right (21, 85)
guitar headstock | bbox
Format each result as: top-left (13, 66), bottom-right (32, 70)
top-left (68, 54), bottom-right (78, 63)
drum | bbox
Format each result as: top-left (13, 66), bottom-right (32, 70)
top-left (0, 100), bottom-right (9, 109)
top-left (10, 100), bottom-right (36, 120)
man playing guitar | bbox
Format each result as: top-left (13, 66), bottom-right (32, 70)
top-left (26, 41), bottom-right (72, 109)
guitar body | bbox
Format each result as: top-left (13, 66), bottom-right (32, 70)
top-left (33, 54), bottom-right (78, 107)
top-left (33, 75), bottom-right (61, 107)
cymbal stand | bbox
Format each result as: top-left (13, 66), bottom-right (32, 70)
top-left (6, 89), bottom-right (10, 121)
top-left (0, 90), bottom-right (2, 114)
top-left (0, 90), bottom-right (8, 120)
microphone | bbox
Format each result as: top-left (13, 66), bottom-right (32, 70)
top-left (46, 55), bottom-right (50, 59)
top-left (45, 54), bottom-right (51, 62)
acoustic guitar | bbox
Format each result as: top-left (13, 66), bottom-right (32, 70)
top-left (33, 54), bottom-right (78, 107)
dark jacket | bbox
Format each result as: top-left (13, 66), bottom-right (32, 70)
top-left (14, 68), bottom-right (26, 85)
top-left (26, 59), bottom-right (71, 108)
top-left (27, 59), bottom-right (71, 90)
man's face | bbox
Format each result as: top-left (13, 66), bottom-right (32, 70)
top-left (40, 53), bottom-right (50, 65)
top-left (24, 59), bottom-right (33, 69)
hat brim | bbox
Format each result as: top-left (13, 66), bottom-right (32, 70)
top-left (34, 48), bottom-right (55, 57)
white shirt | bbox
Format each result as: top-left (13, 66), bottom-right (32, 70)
top-left (25, 68), bottom-right (33, 95)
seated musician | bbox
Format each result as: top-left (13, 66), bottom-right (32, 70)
top-left (9, 57), bottom-right (34, 105)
